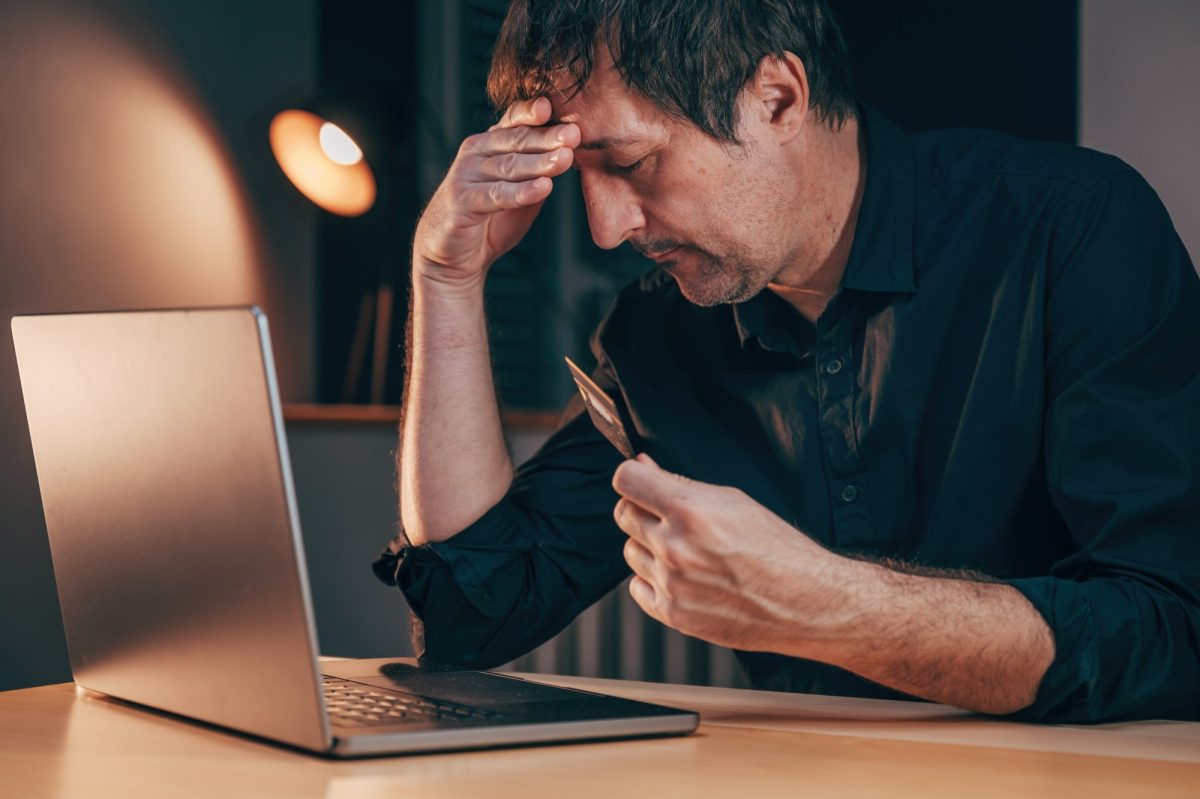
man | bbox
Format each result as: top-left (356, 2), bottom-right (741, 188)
top-left (374, 0), bottom-right (1200, 722)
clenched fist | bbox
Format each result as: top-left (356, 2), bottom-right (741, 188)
top-left (611, 454), bottom-right (840, 655)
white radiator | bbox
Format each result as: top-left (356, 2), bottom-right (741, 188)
top-left (500, 577), bottom-right (751, 688)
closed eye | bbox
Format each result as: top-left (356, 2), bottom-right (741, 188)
top-left (571, 149), bottom-right (656, 175)
top-left (616, 157), bottom-right (647, 175)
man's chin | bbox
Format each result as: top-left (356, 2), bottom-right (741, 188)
top-left (665, 266), bottom-right (760, 307)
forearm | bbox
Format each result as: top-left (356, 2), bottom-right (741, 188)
top-left (607, 461), bottom-right (1059, 714)
top-left (801, 557), bottom-right (1056, 714)
top-left (399, 273), bottom-right (512, 545)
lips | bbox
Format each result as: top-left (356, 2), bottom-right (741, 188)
top-left (646, 246), bottom-right (680, 261)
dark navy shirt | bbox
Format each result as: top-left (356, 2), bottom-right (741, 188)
top-left (375, 106), bottom-right (1200, 723)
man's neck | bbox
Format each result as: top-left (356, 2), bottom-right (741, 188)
top-left (768, 116), bottom-right (867, 325)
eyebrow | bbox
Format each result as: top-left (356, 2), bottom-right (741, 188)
top-left (576, 136), bottom-right (646, 151)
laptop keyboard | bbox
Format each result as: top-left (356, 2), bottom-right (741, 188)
top-left (321, 676), bottom-right (499, 727)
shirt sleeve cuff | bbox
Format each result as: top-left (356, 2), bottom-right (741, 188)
top-left (371, 499), bottom-right (533, 620)
top-left (1005, 576), bottom-right (1101, 722)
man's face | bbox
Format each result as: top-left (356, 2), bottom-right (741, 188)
top-left (552, 62), bottom-right (796, 307)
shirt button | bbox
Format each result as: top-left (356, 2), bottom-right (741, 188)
top-left (840, 484), bottom-right (860, 503)
top-left (824, 358), bottom-right (844, 375)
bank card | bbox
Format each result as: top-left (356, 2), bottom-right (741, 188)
top-left (564, 356), bottom-right (636, 459)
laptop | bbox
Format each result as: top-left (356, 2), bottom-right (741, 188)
top-left (11, 307), bottom-right (698, 757)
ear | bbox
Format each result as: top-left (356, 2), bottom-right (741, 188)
top-left (743, 52), bottom-right (810, 145)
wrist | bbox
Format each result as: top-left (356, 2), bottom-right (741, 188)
top-left (409, 265), bottom-right (491, 358)
top-left (412, 260), bottom-right (488, 304)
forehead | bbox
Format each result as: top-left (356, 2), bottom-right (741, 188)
top-left (550, 63), bottom-right (670, 148)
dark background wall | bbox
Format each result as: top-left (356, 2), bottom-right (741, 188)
top-left (314, 0), bottom-right (419, 405)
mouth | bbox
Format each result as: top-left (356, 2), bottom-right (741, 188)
top-left (645, 246), bottom-right (681, 262)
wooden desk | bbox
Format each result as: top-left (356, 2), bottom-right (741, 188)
top-left (2, 674), bottom-right (1197, 798)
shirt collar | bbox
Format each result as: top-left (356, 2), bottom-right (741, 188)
top-left (732, 104), bottom-right (916, 350)
top-left (841, 104), bottom-right (917, 295)
top-left (731, 287), bottom-right (811, 355)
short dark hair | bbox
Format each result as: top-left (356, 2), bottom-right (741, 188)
top-left (487, 0), bottom-right (856, 142)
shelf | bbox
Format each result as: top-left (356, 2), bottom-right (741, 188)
top-left (282, 404), bottom-right (560, 430)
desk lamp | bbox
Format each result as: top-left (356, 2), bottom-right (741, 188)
top-left (270, 108), bottom-right (376, 217)
top-left (269, 97), bottom-right (406, 403)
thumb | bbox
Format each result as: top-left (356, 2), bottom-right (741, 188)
top-left (635, 453), bottom-right (695, 487)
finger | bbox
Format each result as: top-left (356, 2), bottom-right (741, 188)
top-left (468, 123), bottom-right (580, 157)
top-left (490, 96), bottom-right (552, 131)
top-left (629, 576), bottom-right (663, 623)
top-left (461, 177), bottom-right (553, 213)
top-left (613, 497), bottom-right (660, 547)
top-left (622, 538), bottom-right (656, 580)
top-left (612, 458), bottom-right (692, 519)
top-left (471, 147), bottom-right (574, 183)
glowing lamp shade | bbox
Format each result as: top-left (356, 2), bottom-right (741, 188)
top-left (269, 109), bottom-right (375, 216)
top-left (319, 122), bottom-right (363, 165)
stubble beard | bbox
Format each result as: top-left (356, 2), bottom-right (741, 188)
top-left (631, 235), bottom-right (777, 307)
top-left (664, 247), bottom-right (774, 307)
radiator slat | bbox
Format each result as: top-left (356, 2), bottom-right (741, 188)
top-left (499, 577), bottom-right (745, 688)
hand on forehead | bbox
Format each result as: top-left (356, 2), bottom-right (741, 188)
top-left (549, 76), bottom-right (673, 156)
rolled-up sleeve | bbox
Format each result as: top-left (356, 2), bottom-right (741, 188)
top-left (372, 358), bottom-right (630, 668)
top-left (1007, 170), bottom-right (1200, 722)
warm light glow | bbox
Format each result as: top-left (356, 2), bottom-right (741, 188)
top-left (0, 2), bottom-right (262, 307)
top-left (269, 109), bottom-right (376, 217)
top-left (318, 122), bottom-right (363, 166)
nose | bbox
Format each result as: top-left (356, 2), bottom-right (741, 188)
top-left (580, 172), bottom-right (645, 250)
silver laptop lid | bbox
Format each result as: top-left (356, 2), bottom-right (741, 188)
top-left (12, 307), bottom-right (330, 751)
